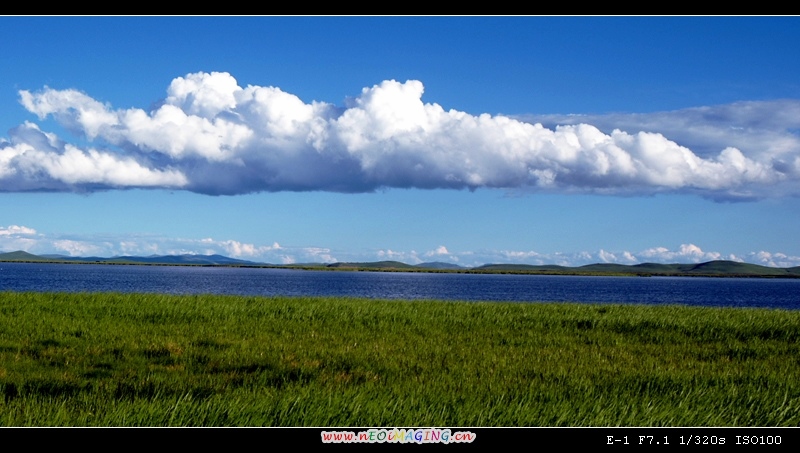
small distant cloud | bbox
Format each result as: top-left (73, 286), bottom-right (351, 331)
top-left (0, 225), bottom-right (36, 236)
top-left (596, 249), bottom-right (638, 264)
top-left (0, 224), bottom-right (39, 252)
top-left (377, 249), bottom-right (422, 264)
top-left (217, 240), bottom-right (281, 258)
top-left (426, 245), bottom-right (450, 256)
top-left (748, 251), bottom-right (800, 268)
top-left (297, 247), bottom-right (337, 263)
top-left (597, 249), bottom-right (617, 263)
top-left (639, 243), bottom-right (722, 263)
top-left (52, 239), bottom-right (108, 256)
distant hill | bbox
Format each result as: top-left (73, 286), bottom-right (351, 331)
top-left (684, 260), bottom-right (792, 275)
top-left (326, 261), bottom-right (414, 269)
top-left (475, 263), bottom-right (570, 272)
top-left (415, 262), bottom-right (465, 269)
top-left (0, 251), bottom-right (52, 262)
top-left (577, 261), bottom-right (795, 276)
top-left (325, 261), bottom-right (465, 270)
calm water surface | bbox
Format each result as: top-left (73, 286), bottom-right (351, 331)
top-left (1, 262), bottom-right (799, 310)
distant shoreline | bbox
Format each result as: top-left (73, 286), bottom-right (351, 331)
top-left (2, 252), bottom-right (799, 279)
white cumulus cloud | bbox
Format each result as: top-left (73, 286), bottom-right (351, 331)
top-left (3, 72), bottom-right (799, 199)
top-left (1, 122), bottom-right (187, 191)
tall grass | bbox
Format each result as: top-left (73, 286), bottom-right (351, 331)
top-left (0, 291), bottom-right (798, 426)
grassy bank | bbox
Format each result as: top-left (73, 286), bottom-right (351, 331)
top-left (0, 291), bottom-right (798, 426)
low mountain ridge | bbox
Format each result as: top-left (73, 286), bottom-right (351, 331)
top-left (1, 251), bottom-right (260, 266)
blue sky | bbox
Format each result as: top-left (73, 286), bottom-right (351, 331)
top-left (1, 16), bottom-right (800, 267)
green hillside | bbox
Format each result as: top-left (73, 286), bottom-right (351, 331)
top-left (326, 261), bottom-right (415, 269)
top-left (0, 251), bottom-right (54, 262)
top-left (685, 260), bottom-right (790, 275)
top-left (475, 264), bottom-right (570, 272)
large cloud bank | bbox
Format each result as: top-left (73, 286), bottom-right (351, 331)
top-left (3, 71), bottom-right (799, 198)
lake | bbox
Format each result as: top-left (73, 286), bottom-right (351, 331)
top-left (1, 262), bottom-right (799, 310)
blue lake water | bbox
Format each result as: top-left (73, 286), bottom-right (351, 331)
top-left (1, 262), bottom-right (799, 310)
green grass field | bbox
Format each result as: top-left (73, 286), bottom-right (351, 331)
top-left (0, 291), bottom-right (798, 426)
